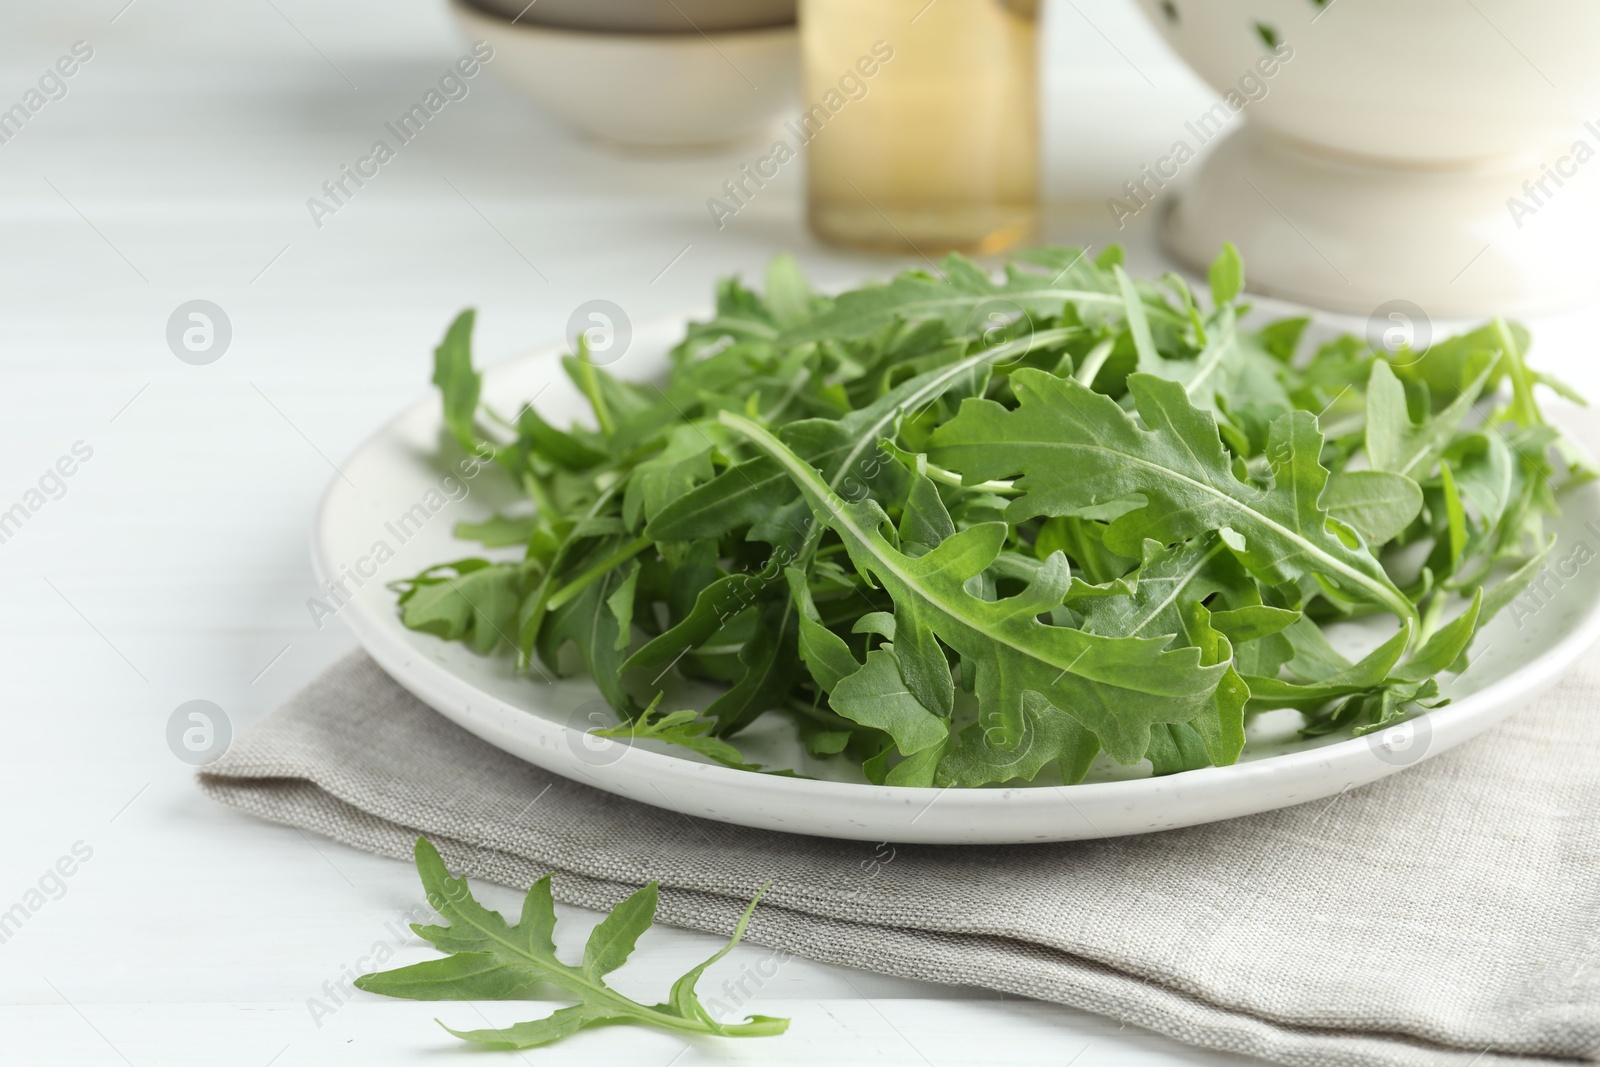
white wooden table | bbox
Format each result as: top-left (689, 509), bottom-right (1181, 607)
top-left (4, 1), bottom-right (1597, 1063)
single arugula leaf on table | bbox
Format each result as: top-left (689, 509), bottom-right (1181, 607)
top-left (355, 838), bottom-right (788, 1050)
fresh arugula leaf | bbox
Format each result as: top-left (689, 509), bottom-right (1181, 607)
top-left (1208, 241), bottom-right (1244, 307)
top-left (702, 598), bottom-right (800, 735)
top-left (591, 697), bottom-right (764, 770)
top-left (721, 411), bottom-right (1227, 770)
top-left (1245, 622), bottom-right (1413, 716)
top-left (763, 253), bottom-right (816, 330)
top-left (1255, 316), bottom-right (1309, 364)
top-left (1074, 535), bottom-right (1235, 640)
top-left (535, 556), bottom-right (639, 716)
top-left (514, 405), bottom-right (609, 470)
top-left (650, 328), bottom-right (1071, 544)
top-left (1321, 470), bottom-right (1424, 547)
top-left (829, 650), bottom-right (948, 768)
top-left (622, 424), bottom-right (714, 531)
top-left (786, 567), bottom-right (861, 694)
top-left (396, 560), bottom-right (521, 656)
top-left (1071, 537), bottom-right (1250, 770)
top-left (927, 370), bottom-right (1418, 625)
top-left (355, 838), bottom-right (788, 1049)
top-left (780, 249), bottom-right (1148, 345)
top-left (433, 310), bottom-right (481, 451)
top-left (1366, 358), bottom-right (1492, 480)
top-left (1208, 603), bottom-right (1300, 644)
top-left (455, 513), bottom-right (542, 548)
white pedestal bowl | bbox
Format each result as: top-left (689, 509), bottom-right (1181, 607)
top-left (1134, 0), bottom-right (1600, 317)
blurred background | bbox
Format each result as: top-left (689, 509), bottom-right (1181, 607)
top-left (3, 1), bottom-right (1597, 1062)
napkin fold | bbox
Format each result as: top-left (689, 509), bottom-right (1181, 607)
top-left (200, 652), bottom-right (1600, 1067)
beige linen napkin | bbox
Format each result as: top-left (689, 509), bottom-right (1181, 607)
top-left (199, 652), bottom-right (1600, 1067)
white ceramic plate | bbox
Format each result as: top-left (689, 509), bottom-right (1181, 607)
top-left (313, 317), bottom-right (1600, 844)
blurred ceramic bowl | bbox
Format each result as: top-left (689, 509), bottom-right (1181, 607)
top-left (1132, 0), bottom-right (1600, 314)
top-left (1138, 0), bottom-right (1600, 165)
top-left (466, 0), bottom-right (794, 34)
top-left (453, 0), bottom-right (797, 148)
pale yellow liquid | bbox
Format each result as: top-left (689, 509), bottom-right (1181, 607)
top-left (800, 0), bottom-right (1038, 255)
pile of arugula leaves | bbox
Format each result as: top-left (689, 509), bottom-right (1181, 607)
top-left (395, 245), bottom-right (1589, 786)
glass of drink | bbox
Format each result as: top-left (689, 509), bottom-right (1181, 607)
top-left (799, 0), bottom-right (1039, 255)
